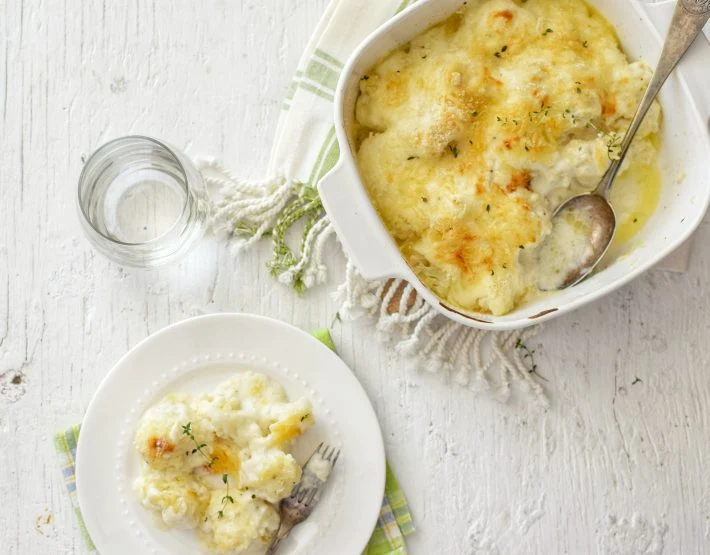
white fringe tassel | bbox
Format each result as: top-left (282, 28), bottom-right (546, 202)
top-left (336, 259), bottom-right (549, 407)
top-left (195, 158), bottom-right (333, 289)
top-left (277, 217), bottom-right (334, 288)
top-left (196, 158), bottom-right (298, 251)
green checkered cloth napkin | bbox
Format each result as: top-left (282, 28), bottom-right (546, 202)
top-left (55, 329), bottom-right (414, 554)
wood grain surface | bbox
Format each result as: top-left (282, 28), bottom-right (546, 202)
top-left (1, 1), bottom-right (709, 553)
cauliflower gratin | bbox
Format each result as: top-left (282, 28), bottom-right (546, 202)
top-left (133, 371), bottom-right (314, 554)
top-left (353, 0), bottom-right (662, 315)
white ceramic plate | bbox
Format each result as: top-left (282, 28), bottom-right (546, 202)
top-left (76, 313), bottom-right (386, 555)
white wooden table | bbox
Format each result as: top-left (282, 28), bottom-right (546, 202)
top-left (2, 1), bottom-right (710, 553)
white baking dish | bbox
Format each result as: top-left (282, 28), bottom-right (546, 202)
top-left (319, 0), bottom-right (710, 330)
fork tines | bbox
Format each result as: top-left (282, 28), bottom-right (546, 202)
top-left (316, 442), bottom-right (341, 467)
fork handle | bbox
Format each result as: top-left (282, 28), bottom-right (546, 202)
top-left (266, 520), bottom-right (295, 555)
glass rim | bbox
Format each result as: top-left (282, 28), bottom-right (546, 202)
top-left (76, 135), bottom-right (192, 247)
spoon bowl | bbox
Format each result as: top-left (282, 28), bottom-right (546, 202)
top-left (538, 194), bottom-right (616, 291)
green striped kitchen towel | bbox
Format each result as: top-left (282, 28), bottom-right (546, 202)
top-left (55, 328), bottom-right (414, 554)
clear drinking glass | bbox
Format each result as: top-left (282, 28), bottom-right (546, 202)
top-left (77, 136), bottom-right (208, 268)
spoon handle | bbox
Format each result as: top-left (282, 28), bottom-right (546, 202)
top-left (596, 0), bottom-right (710, 198)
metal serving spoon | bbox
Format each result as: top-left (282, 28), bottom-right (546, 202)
top-left (538, 0), bottom-right (710, 291)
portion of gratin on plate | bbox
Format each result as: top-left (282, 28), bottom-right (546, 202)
top-left (353, 0), bottom-right (662, 316)
top-left (133, 371), bottom-right (314, 554)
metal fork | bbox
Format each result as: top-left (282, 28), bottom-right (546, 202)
top-left (266, 443), bottom-right (341, 555)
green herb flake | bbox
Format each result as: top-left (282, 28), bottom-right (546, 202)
top-left (182, 422), bottom-right (213, 465)
top-left (516, 340), bottom-right (547, 381)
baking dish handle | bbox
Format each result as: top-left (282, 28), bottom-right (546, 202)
top-left (318, 161), bottom-right (408, 280)
top-left (640, 0), bottom-right (710, 127)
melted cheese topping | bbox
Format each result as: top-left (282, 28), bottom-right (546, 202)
top-left (133, 372), bottom-right (314, 554)
top-left (354, 0), bottom-right (662, 315)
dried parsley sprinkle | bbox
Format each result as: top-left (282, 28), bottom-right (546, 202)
top-left (543, 28), bottom-right (554, 35)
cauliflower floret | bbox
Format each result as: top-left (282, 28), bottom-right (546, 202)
top-left (610, 62), bottom-right (652, 119)
top-left (199, 490), bottom-right (279, 554)
top-left (529, 138), bottom-right (610, 206)
top-left (267, 398), bottom-right (315, 447)
top-left (636, 100), bottom-right (662, 139)
top-left (618, 137), bottom-right (658, 177)
top-left (196, 396), bottom-right (265, 449)
top-left (212, 372), bottom-right (288, 406)
top-left (607, 61), bottom-right (662, 138)
top-left (461, 0), bottom-right (537, 53)
top-left (203, 374), bottom-right (279, 441)
top-left (134, 393), bottom-right (215, 472)
top-left (134, 470), bottom-right (209, 528)
top-left (239, 448), bottom-right (302, 503)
